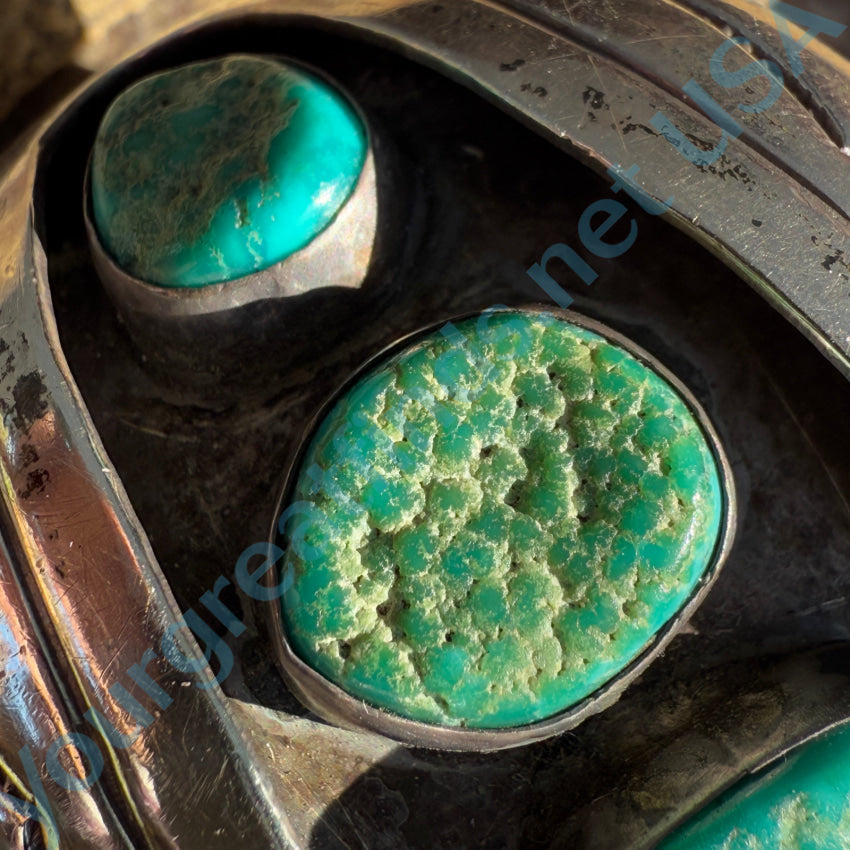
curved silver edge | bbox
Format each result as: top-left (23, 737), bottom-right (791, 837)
top-left (676, 0), bottom-right (850, 151)
top-left (0, 0), bottom-right (846, 842)
top-left (0, 517), bottom-right (133, 849)
top-left (502, 0), bottom-right (850, 218)
top-left (343, 0), bottom-right (850, 379)
top-left (0, 219), bottom-right (297, 848)
top-left (264, 305), bottom-right (738, 753)
top-left (654, 713), bottom-right (850, 845)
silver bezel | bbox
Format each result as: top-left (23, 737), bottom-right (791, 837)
top-left (263, 305), bottom-right (738, 752)
top-left (82, 55), bottom-right (377, 321)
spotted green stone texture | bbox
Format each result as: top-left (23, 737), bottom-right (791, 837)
top-left (91, 55), bottom-right (367, 287)
top-left (279, 311), bottom-right (724, 728)
top-left (661, 723), bottom-right (850, 849)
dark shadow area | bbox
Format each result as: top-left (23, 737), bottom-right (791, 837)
top-left (0, 0), bottom-right (82, 125)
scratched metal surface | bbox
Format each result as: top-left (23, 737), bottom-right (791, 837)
top-left (2, 0), bottom-right (850, 847)
top-left (35, 16), bottom-right (850, 849)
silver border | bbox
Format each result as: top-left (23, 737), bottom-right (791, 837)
top-left (263, 306), bottom-right (738, 752)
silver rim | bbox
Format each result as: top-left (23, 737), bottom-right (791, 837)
top-left (82, 55), bottom-right (378, 321)
top-left (263, 305), bottom-right (738, 752)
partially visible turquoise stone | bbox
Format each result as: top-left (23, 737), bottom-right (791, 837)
top-left (279, 311), bottom-right (725, 728)
top-left (91, 55), bottom-right (367, 288)
top-left (661, 723), bottom-right (850, 849)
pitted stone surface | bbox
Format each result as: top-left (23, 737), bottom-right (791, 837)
top-left (280, 311), bottom-right (723, 727)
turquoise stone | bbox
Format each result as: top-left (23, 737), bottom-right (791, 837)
top-left (661, 722), bottom-right (850, 849)
top-left (91, 55), bottom-right (367, 287)
top-left (279, 311), bottom-right (724, 728)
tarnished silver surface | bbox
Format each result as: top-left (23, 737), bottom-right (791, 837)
top-left (0, 517), bottom-right (129, 850)
top-left (266, 306), bottom-right (737, 752)
top-left (0, 224), bottom-right (296, 847)
top-left (0, 0), bottom-right (849, 847)
top-left (358, 0), bottom-right (850, 377)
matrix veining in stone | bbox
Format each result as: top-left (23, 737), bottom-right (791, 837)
top-left (280, 311), bottom-right (724, 728)
top-left (91, 55), bottom-right (367, 287)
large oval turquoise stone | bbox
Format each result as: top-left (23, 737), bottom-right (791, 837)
top-left (91, 55), bottom-right (367, 288)
top-left (279, 310), bottom-right (724, 728)
top-left (661, 722), bottom-right (850, 849)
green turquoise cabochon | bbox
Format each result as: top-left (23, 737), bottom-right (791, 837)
top-left (278, 310), bottom-right (727, 729)
top-left (90, 55), bottom-right (367, 288)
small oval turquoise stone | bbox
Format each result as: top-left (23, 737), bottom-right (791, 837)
top-left (91, 55), bottom-right (367, 288)
top-left (279, 311), bottom-right (724, 728)
top-left (661, 723), bottom-right (850, 849)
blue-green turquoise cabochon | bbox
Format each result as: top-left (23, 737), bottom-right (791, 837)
top-left (91, 55), bottom-right (367, 288)
top-left (278, 310), bottom-right (728, 729)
